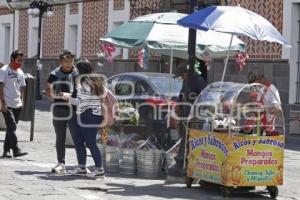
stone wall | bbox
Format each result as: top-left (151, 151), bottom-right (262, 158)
top-left (22, 58), bottom-right (162, 92)
top-left (23, 57), bottom-right (289, 101)
top-left (208, 58), bottom-right (290, 132)
top-left (209, 59), bottom-right (290, 104)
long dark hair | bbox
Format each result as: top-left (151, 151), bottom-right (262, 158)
top-left (76, 58), bottom-right (104, 96)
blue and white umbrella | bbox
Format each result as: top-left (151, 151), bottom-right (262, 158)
top-left (178, 6), bottom-right (291, 81)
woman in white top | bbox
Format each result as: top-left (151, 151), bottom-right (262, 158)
top-left (248, 72), bottom-right (281, 134)
top-left (66, 58), bottom-right (105, 178)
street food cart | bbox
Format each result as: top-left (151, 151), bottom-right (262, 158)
top-left (185, 82), bottom-right (284, 199)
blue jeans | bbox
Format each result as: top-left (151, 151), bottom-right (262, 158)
top-left (73, 109), bottom-right (103, 168)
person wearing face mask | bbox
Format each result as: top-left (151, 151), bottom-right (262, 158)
top-left (46, 50), bottom-right (78, 174)
top-left (0, 50), bottom-right (28, 158)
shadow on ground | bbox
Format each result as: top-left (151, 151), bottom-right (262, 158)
top-left (35, 98), bottom-right (51, 112)
top-left (105, 182), bottom-right (273, 200)
top-left (14, 169), bottom-right (274, 199)
top-left (14, 170), bottom-right (90, 181)
top-left (106, 171), bottom-right (166, 181)
top-left (285, 135), bottom-right (300, 151)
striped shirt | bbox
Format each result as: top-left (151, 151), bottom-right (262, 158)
top-left (70, 82), bottom-right (102, 116)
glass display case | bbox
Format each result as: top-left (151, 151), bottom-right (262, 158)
top-left (189, 82), bottom-right (284, 136)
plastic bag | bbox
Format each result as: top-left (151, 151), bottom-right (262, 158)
top-left (106, 133), bottom-right (120, 147)
top-left (119, 133), bottom-right (139, 149)
top-left (137, 136), bottom-right (158, 151)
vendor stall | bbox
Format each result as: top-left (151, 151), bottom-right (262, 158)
top-left (185, 82), bottom-right (284, 199)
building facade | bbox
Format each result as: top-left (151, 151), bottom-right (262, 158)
top-left (0, 0), bottom-right (285, 60)
top-left (283, 0), bottom-right (300, 105)
top-left (282, 0), bottom-right (300, 134)
top-left (0, 0), bottom-right (297, 133)
top-left (0, 0), bottom-right (111, 60)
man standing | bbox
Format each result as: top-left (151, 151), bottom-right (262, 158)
top-left (169, 65), bottom-right (207, 176)
top-left (0, 50), bottom-right (28, 158)
top-left (46, 50), bottom-right (77, 173)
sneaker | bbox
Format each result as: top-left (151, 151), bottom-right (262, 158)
top-left (2, 151), bottom-right (12, 158)
top-left (68, 167), bottom-right (88, 175)
top-left (51, 163), bottom-right (66, 174)
top-left (86, 169), bottom-right (105, 178)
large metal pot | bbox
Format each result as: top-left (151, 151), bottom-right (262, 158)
top-left (119, 148), bottom-right (137, 175)
top-left (105, 145), bottom-right (120, 172)
top-left (136, 149), bottom-right (162, 178)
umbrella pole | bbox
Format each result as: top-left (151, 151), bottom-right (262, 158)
top-left (167, 49), bottom-right (174, 128)
top-left (221, 34), bottom-right (234, 82)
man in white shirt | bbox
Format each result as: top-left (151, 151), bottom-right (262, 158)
top-left (0, 50), bottom-right (28, 158)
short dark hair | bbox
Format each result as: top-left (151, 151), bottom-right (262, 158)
top-left (76, 58), bottom-right (94, 75)
top-left (248, 71), bottom-right (258, 84)
top-left (59, 50), bottom-right (74, 60)
top-left (10, 50), bottom-right (24, 61)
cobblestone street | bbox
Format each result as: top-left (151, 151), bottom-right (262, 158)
top-left (0, 101), bottom-right (300, 200)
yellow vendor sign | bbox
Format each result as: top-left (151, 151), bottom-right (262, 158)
top-left (187, 129), bottom-right (284, 187)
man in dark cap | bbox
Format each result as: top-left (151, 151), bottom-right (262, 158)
top-left (169, 65), bottom-right (207, 177)
top-left (175, 65), bottom-right (207, 115)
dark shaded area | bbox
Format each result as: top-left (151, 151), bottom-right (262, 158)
top-left (285, 135), bottom-right (300, 151)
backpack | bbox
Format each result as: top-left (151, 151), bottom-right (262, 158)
top-left (101, 88), bottom-right (119, 127)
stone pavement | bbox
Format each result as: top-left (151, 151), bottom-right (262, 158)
top-left (0, 101), bottom-right (300, 200)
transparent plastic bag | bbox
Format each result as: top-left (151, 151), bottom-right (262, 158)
top-left (106, 133), bottom-right (120, 147)
top-left (119, 133), bottom-right (139, 149)
top-left (137, 136), bottom-right (159, 151)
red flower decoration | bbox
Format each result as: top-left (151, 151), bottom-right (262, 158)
top-left (235, 53), bottom-right (249, 71)
top-left (100, 43), bottom-right (116, 64)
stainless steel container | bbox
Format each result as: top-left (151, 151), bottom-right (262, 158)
top-left (136, 149), bottom-right (162, 178)
top-left (119, 148), bottom-right (137, 175)
top-left (105, 145), bottom-right (120, 172)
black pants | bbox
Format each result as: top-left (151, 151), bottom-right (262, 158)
top-left (2, 107), bottom-right (22, 153)
top-left (52, 106), bottom-right (76, 164)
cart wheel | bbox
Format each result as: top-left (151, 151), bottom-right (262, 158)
top-left (199, 180), bottom-right (206, 187)
top-left (221, 187), bottom-right (231, 198)
top-left (267, 186), bottom-right (278, 199)
top-left (186, 177), bottom-right (193, 188)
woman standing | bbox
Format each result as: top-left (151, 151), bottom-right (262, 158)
top-left (67, 59), bottom-right (104, 178)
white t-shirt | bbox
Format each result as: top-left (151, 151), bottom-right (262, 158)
top-left (264, 84), bottom-right (281, 105)
top-left (0, 65), bottom-right (26, 108)
top-left (262, 84), bottom-right (281, 123)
